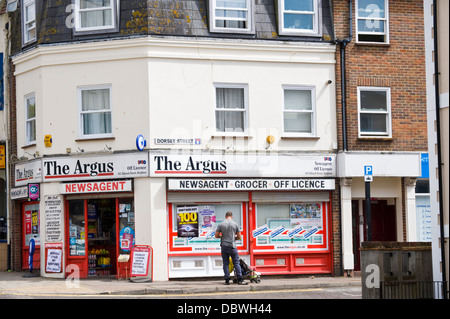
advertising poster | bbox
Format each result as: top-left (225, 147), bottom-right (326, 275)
top-left (198, 206), bottom-right (216, 237)
top-left (290, 204), bottom-right (322, 228)
top-left (177, 206), bottom-right (199, 237)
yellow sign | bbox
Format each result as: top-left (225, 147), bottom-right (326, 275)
top-left (0, 145), bottom-right (5, 169)
top-left (44, 135), bottom-right (52, 147)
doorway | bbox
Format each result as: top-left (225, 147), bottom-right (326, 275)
top-left (352, 199), bottom-right (397, 270)
top-left (66, 198), bottom-right (117, 278)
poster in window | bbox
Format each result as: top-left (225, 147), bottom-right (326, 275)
top-left (198, 205), bottom-right (216, 237)
top-left (177, 206), bottom-right (199, 237)
top-left (290, 204), bottom-right (322, 228)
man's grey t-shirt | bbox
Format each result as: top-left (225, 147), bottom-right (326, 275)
top-left (216, 219), bottom-right (239, 248)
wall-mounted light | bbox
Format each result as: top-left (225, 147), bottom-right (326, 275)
top-left (326, 80), bottom-right (333, 85)
top-left (266, 135), bottom-right (275, 149)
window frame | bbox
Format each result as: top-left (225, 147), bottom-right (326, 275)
top-left (282, 85), bottom-right (316, 138)
top-left (73, 0), bottom-right (119, 35)
top-left (25, 93), bottom-right (36, 146)
top-left (355, 0), bottom-right (390, 44)
top-left (357, 86), bottom-right (392, 138)
top-left (209, 0), bottom-right (255, 34)
top-left (213, 83), bottom-right (249, 137)
top-left (21, 0), bottom-right (37, 46)
top-left (78, 84), bottom-right (113, 140)
top-left (277, 0), bottom-right (322, 36)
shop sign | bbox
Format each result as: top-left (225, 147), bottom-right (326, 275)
top-left (43, 153), bottom-right (149, 182)
top-left (14, 159), bottom-right (42, 186)
top-left (150, 154), bottom-right (335, 177)
top-left (10, 186), bottom-right (28, 200)
top-left (45, 243), bottom-right (63, 273)
top-left (168, 178), bottom-right (335, 191)
top-left (60, 180), bottom-right (133, 194)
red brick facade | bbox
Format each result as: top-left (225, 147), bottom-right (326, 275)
top-left (333, 0), bottom-right (428, 152)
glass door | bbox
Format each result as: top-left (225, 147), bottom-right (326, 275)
top-left (66, 199), bottom-right (88, 278)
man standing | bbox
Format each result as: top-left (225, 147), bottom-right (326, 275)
top-left (215, 211), bottom-right (248, 285)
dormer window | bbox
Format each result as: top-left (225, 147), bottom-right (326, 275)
top-left (278, 0), bottom-right (322, 36)
top-left (209, 0), bottom-right (255, 34)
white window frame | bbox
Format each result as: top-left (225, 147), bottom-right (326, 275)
top-left (22, 0), bottom-right (36, 45)
top-left (278, 0), bottom-right (322, 36)
top-left (25, 93), bottom-right (36, 146)
top-left (355, 0), bottom-right (389, 44)
top-left (214, 83), bottom-right (249, 136)
top-left (209, 0), bottom-right (255, 34)
top-left (73, 0), bottom-right (118, 34)
top-left (78, 85), bottom-right (113, 140)
top-left (282, 85), bottom-right (316, 138)
top-left (357, 87), bottom-right (392, 138)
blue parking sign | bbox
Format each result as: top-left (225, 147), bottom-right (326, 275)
top-left (364, 166), bottom-right (373, 176)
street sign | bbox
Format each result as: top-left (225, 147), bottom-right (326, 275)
top-left (364, 165), bottom-right (373, 182)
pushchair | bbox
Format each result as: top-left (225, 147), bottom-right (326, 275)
top-left (229, 258), bottom-right (261, 284)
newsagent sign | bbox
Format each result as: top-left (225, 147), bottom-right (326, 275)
top-left (150, 154), bottom-right (336, 177)
top-left (168, 178), bottom-right (335, 191)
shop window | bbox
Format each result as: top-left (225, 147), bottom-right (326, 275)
top-left (358, 87), bottom-right (391, 137)
top-left (25, 93), bottom-right (36, 145)
top-left (73, 0), bottom-right (119, 34)
top-left (209, 0), bottom-right (254, 34)
top-left (171, 204), bottom-right (243, 251)
top-left (415, 179), bottom-right (431, 242)
top-left (214, 84), bottom-right (248, 135)
top-left (255, 203), bottom-right (326, 250)
top-left (22, 0), bottom-right (36, 45)
top-left (78, 85), bottom-right (113, 139)
top-left (277, 0), bottom-right (322, 36)
top-left (356, 0), bottom-right (389, 43)
top-left (283, 86), bottom-right (316, 137)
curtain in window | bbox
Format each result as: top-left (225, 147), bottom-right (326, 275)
top-left (283, 90), bottom-right (312, 133)
top-left (80, 0), bottom-right (113, 28)
top-left (215, 0), bottom-right (248, 29)
top-left (26, 96), bottom-right (36, 143)
top-left (215, 88), bottom-right (245, 132)
top-left (81, 89), bottom-right (111, 135)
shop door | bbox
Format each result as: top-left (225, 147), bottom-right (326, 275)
top-left (66, 200), bottom-right (88, 278)
top-left (22, 202), bottom-right (40, 270)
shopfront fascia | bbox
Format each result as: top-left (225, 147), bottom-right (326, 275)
top-left (12, 153), bottom-right (149, 278)
top-left (155, 153), bottom-right (337, 278)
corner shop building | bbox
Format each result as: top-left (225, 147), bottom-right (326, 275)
top-left (10, 151), bottom-right (338, 281)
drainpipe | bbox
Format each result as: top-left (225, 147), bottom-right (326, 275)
top-left (433, 0), bottom-right (448, 299)
top-left (335, 0), bottom-right (353, 152)
top-left (334, 0), bottom-right (353, 276)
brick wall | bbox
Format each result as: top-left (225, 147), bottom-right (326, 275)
top-left (333, 0), bottom-right (428, 152)
top-left (7, 60), bottom-right (22, 271)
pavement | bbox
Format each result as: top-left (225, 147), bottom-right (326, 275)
top-left (0, 270), bottom-right (361, 297)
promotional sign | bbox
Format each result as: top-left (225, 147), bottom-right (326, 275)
top-left (130, 245), bottom-right (152, 278)
top-left (45, 243), bottom-right (63, 273)
top-left (45, 195), bottom-right (63, 242)
top-left (151, 154), bottom-right (335, 177)
top-left (43, 153), bottom-right (149, 182)
top-left (168, 178), bottom-right (335, 191)
top-left (177, 206), bottom-right (199, 237)
top-left (28, 183), bottom-right (40, 201)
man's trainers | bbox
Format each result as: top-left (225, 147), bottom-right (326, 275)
top-left (224, 279), bottom-right (230, 285)
top-left (238, 279), bottom-right (248, 285)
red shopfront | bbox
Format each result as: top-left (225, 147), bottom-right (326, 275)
top-left (167, 178), bottom-right (334, 278)
top-left (63, 180), bottom-right (135, 279)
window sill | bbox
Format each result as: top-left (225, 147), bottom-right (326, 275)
top-left (211, 134), bottom-right (252, 139)
top-left (355, 42), bottom-right (391, 47)
top-left (21, 143), bottom-right (36, 149)
top-left (75, 136), bottom-right (115, 142)
top-left (358, 136), bottom-right (394, 141)
top-left (281, 136), bottom-right (319, 140)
